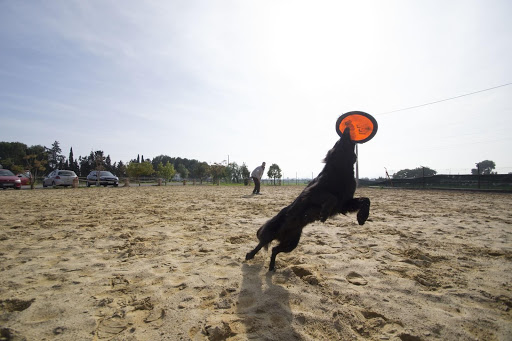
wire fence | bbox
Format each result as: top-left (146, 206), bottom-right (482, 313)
top-left (366, 174), bottom-right (512, 191)
top-left (261, 179), bottom-right (311, 186)
top-left (23, 170), bottom-right (512, 192)
top-left (382, 167), bottom-right (512, 177)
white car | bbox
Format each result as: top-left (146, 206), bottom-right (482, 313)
top-left (43, 170), bottom-right (78, 188)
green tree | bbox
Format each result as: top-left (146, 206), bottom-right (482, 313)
top-left (68, 147), bottom-right (78, 173)
top-left (210, 163), bottom-right (226, 185)
top-left (176, 163), bottom-right (189, 180)
top-left (226, 162), bottom-right (242, 183)
top-left (152, 155), bottom-right (174, 170)
top-left (188, 160), bottom-right (199, 179)
top-left (0, 142), bottom-right (28, 172)
top-left (267, 163), bottom-right (282, 185)
top-left (126, 161), bottom-right (154, 185)
top-left (471, 160), bottom-right (496, 175)
top-left (79, 153), bottom-right (93, 176)
top-left (116, 160), bottom-right (127, 177)
top-left (94, 151), bottom-right (106, 186)
top-left (240, 163), bottom-right (250, 185)
top-left (77, 150), bottom-right (112, 177)
top-left (195, 162), bottom-right (210, 184)
top-left (105, 155), bottom-right (112, 172)
top-left (240, 163), bottom-right (250, 180)
top-left (393, 167), bottom-right (436, 179)
top-left (24, 145), bottom-right (48, 189)
top-left (139, 161), bottom-right (154, 181)
top-left (156, 162), bottom-right (176, 185)
top-left (47, 141), bottom-right (64, 171)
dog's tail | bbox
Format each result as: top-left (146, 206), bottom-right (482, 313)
top-left (255, 225), bottom-right (270, 250)
top-left (256, 206), bottom-right (289, 251)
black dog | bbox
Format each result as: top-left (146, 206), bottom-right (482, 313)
top-left (245, 127), bottom-right (370, 271)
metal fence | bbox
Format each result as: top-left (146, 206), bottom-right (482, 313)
top-left (261, 179), bottom-right (310, 186)
top-left (368, 174), bottom-right (512, 191)
top-left (25, 173), bottom-right (512, 191)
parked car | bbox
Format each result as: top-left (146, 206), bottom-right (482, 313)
top-left (43, 170), bottom-right (78, 188)
top-left (16, 172), bottom-right (31, 186)
top-left (0, 169), bottom-right (22, 190)
top-left (86, 171), bottom-right (119, 187)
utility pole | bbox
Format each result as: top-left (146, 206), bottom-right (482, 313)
top-left (420, 165), bottom-right (426, 188)
top-left (355, 144), bottom-right (359, 187)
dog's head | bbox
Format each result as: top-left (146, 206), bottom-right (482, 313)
top-left (324, 127), bottom-right (357, 169)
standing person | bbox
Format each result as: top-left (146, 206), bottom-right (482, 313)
top-left (251, 162), bottom-right (266, 195)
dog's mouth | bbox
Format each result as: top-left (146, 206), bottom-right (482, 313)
top-left (342, 127), bottom-right (357, 144)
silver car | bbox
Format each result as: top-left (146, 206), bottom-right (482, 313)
top-left (43, 170), bottom-right (78, 188)
top-left (86, 171), bottom-right (119, 187)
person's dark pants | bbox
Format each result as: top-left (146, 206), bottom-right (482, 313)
top-left (252, 177), bottom-right (261, 194)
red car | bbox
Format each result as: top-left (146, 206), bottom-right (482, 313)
top-left (0, 169), bottom-right (22, 190)
top-left (16, 172), bottom-right (31, 186)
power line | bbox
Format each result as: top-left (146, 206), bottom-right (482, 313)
top-left (377, 82), bottom-right (512, 116)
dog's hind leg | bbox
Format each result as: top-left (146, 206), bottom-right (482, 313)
top-left (245, 242), bottom-right (266, 260)
top-left (342, 197), bottom-right (371, 225)
top-left (268, 230), bottom-right (302, 271)
top-left (246, 212), bottom-right (286, 261)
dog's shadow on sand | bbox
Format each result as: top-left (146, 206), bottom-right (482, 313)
top-left (237, 263), bottom-right (299, 339)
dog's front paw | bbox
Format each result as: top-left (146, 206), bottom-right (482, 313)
top-left (357, 212), bottom-right (368, 225)
top-left (245, 252), bottom-right (254, 260)
top-left (356, 198), bottom-right (370, 225)
top-left (357, 206), bottom-right (369, 225)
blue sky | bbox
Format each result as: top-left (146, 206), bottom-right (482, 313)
top-left (1, 1), bottom-right (511, 178)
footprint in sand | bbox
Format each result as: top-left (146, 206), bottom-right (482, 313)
top-left (290, 265), bottom-right (321, 285)
top-left (346, 272), bottom-right (368, 286)
top-left (0, 298), bottom-right (35, 312)
top-left (96, 316), bottom-right (127, 339)
top-left (0, 328), bottom-right (25, 341)
top-left (144, 308), bottom-right (165, 323)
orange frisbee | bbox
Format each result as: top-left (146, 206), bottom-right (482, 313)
top-left (335, 111), bottom-right (378, 143)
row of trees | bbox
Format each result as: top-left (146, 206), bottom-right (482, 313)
top-left (2, 142), bottom-right (499, 187)
top-left (0, 141), bottom-right (284, 187)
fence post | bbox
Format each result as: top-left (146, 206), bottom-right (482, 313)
top-left (477, 163), bottom-right (481, 189)
top-left (355, 144), bottom-right (359, 188)
top-left (423, 167), bottom-right (425, 188)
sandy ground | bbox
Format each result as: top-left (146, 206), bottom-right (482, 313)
top-left (0, 185), bottom-right (511, 341)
